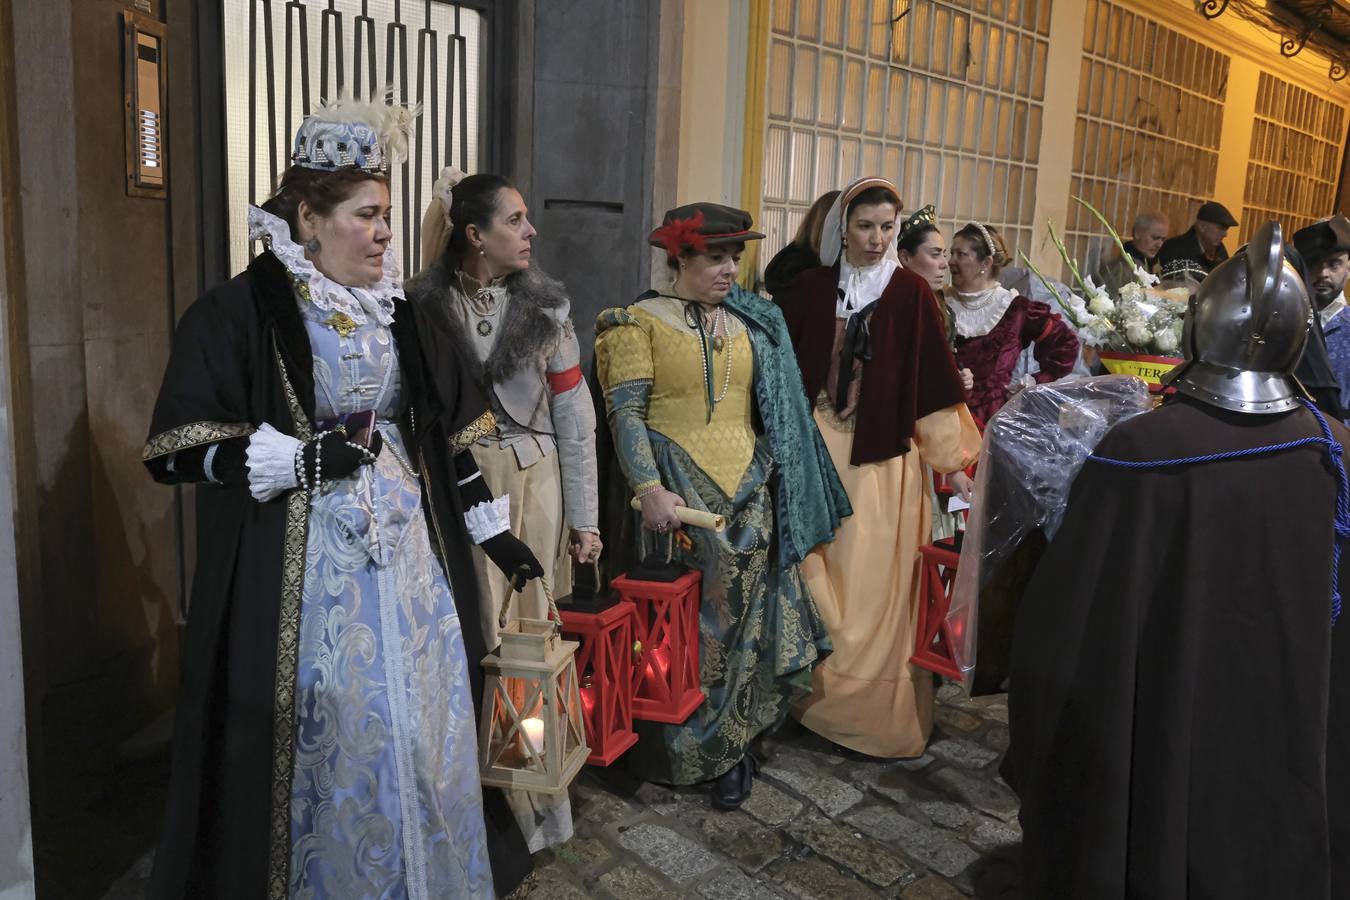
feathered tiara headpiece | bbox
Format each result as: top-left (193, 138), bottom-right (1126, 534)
top-left (291, 90), bottom-right (421, 174)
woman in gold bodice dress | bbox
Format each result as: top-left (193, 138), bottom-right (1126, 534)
top-left (593, 203), bottom-right (849, 809)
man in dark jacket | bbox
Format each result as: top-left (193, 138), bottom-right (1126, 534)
top-left (1157, 200), bottom-right (1237, 274)
top-left (1095, 212), bottom-right (1167, 294)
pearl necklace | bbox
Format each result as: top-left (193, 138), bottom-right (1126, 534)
top-left (671, 288), bottom-right (737, 409)
top-left (951, 284), bottom-right (1003, 311)
top-left (702, 306), bottom-right (734, 405)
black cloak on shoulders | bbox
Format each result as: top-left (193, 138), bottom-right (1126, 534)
top-left (1005, 396), bottom-right (1350, 899)
top-left (141, 251), bottom-right (531, 899)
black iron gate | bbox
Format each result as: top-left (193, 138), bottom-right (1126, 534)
top-left (226, 0), bottom-right (486, 274)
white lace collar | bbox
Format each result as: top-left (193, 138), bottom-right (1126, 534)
top-left (837, 257), bottom-right (899, 319)
top-left (943, 284), bottom-right (1016, 339)
top-left (248, 205), bottom-right (402, 327)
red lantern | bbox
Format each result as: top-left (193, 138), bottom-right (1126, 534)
top-left (611, 570), bottom-right (705, 724)
top-left (558, 597), bottom-right (640, 766)
top-left (911, 538), bottom-right (965, 679)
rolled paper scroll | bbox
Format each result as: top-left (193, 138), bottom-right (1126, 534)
top-left (629, 497), bottom-right (727, 532)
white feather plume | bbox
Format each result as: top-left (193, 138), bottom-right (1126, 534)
top-left (315, 88), bottom-right (421, 167)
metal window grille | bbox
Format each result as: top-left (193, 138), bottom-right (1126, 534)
top-left (1241, 71), bottom-right (1346, 245)
top-left (761, 0), bottom-right (1052, 270)
top-left (223, 0), bottom-right (485, 275)
top-left (1065, 0), bottom-right (1228, 277)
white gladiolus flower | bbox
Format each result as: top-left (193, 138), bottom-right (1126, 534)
top-left (1134, 265), bottom-right (1161, 287)
top-left (1087, 318), bottom-right (1115, 343)
top-left (1154, 328), bottom-right (1179, 353)
top-left (1119, 282), bottom-right (1146, 305)
top-left (1126, 322), bottom-right (1150, 346)
top-left (1088, 293), bottom-right (1115, 316)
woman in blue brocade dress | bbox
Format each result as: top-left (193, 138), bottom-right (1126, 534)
top-left (142, 99), bottom-right (540, 899)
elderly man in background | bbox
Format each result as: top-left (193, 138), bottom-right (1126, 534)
top-left (1157, 201), bottom-right (1237, 274)
top-left (1096, 212), bottom-right (1167, 293)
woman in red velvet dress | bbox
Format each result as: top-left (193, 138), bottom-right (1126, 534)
top-left (942, 223), bottom-right (1079, 423)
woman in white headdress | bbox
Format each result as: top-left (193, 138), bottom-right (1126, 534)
top-left (776, 176), bottom-right (981, 757)
top-left (142, 98), bottom-right (540, 898)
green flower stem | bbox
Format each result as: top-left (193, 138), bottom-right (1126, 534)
top-left (1073, 195), bottom-right (1148, 288)
top-left (1045, 218), bottom-right (1094, 300)
top-left (1018, 250), bottom-right (1083, 328)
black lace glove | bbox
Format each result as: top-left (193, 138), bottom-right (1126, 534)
top-left (297, 429), bottom-right (383, 485)
top-left (481, 532), bottom-right (545, 588)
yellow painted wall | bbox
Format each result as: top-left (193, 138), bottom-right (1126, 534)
top-left (1027, 0), bottom-right (1090, 274)
top-left (1215, 59), bottom-right (1261, 230)
top-left (677, 0), bottom-right (739, 205)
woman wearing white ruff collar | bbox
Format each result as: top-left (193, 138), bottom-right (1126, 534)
top-left (142, 97), bottom-right (540, 898)
top-left (776, 177), bottom-right (981, 757)
top-left (942, 222), bottom-right (1080, 423)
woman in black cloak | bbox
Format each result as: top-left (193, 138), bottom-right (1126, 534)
top-left (141, 98), bottom-right (540, 898)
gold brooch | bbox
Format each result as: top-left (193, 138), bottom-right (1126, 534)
top-left (326, 311), bottom-right (358, 337)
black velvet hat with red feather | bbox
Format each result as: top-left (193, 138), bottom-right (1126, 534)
top-left (648, 202), bottom-right (765, 256)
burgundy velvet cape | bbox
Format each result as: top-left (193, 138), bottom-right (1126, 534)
top-left (777, 264), bottom-right (967, 466)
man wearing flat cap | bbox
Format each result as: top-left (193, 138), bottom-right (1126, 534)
top-left (1157, 200), bottom-right (1238, 275)
top-left (1295, 214), bottom-right (1350, 418)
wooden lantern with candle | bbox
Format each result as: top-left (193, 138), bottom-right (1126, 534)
top-left (478, 616), bottom-right (589, 794)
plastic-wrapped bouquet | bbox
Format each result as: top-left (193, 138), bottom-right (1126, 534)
top-left (1021, 199), bottom-right (1187, 387)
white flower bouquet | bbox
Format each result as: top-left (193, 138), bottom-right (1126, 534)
top-left (1021, 199), bottom-right (1187, 388)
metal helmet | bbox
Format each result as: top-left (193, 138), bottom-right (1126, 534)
top-left (1165, 220), bottom-right (1313, 414)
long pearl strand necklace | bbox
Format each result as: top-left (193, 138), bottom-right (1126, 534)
top-left (701, 305), bottom-right (734, 405)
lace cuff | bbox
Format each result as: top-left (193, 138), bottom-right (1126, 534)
top-left (246, 422), bottom-right (303, 502)
top-left (465, 495), bottom-right (511, 544)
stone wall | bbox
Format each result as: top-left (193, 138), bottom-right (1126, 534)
top-left (6, 0), bottom-right (198, 892)
top-left (510, 0), bottom-right (683, 364)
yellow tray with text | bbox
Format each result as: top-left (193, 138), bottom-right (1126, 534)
top-left (1097, 351), bottom-right (1183, 391)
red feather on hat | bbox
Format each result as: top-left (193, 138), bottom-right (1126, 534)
top-left (651, 210), bottom-right (708, 257)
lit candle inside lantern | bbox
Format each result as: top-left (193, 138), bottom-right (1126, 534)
top-left (521, 717), bottom-right (546, 758)
top-left (579, 687), bottom-right (595, 718)
top-left (639, 644), bottom-right (666, 696)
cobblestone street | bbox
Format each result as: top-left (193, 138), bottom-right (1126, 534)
top-left (108, 684), bottom-right (1020, 900)
top-left (532, 684), bottom-right (1020, 900)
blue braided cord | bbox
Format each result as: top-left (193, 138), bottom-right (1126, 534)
top-left (1088, 436), bottom-right (1328, 469)
top-left (1088, 398), bottom-right (1347, 623)
top-left (1302, 399), bottom-right (1350, 624)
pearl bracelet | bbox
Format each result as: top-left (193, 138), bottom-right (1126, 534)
top-left (294, 441), bottom-right (309, 492)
